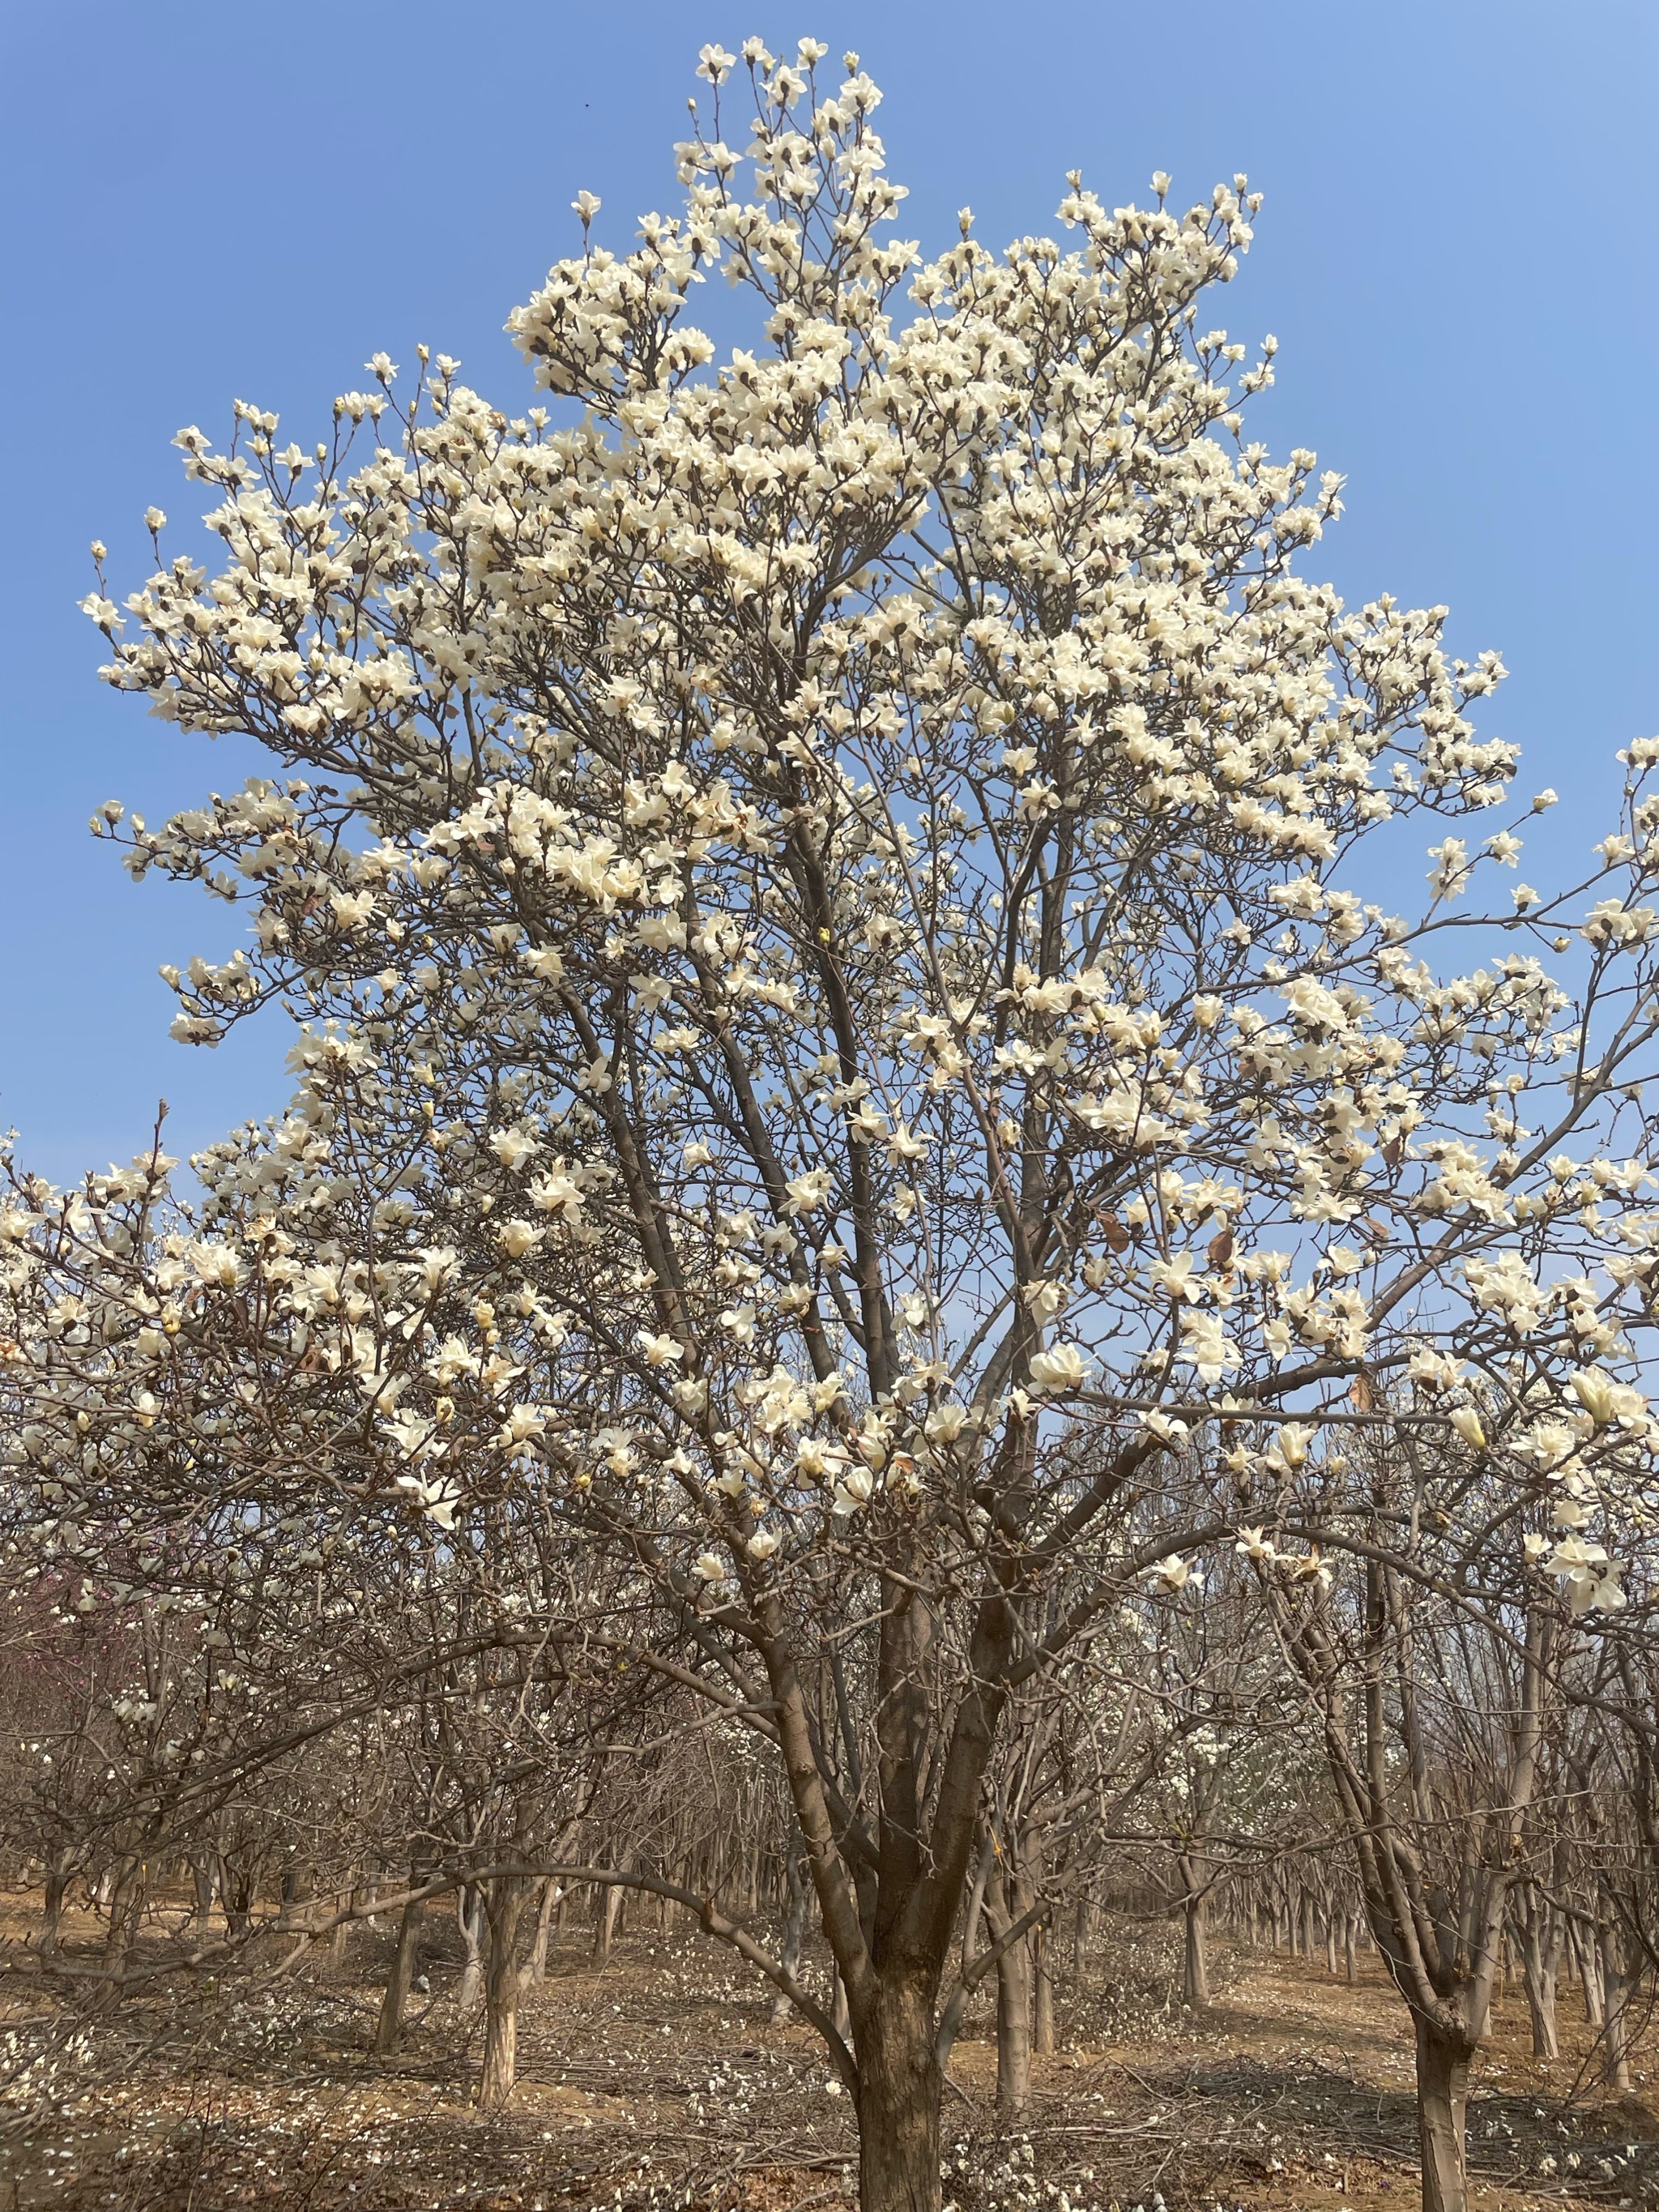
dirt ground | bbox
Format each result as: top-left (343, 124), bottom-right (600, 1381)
top-left (1, 1894), bottom-right (1656, 2212)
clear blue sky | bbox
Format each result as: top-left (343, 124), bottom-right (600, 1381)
top-left (2, 0), bottom-right (1654, 1184)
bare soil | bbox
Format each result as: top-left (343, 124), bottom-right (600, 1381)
top-left (1, 1896), bottom-right (1655, 2212)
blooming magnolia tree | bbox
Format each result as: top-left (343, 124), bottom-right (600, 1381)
top-left (51, 36), bottom-right (1659, 2212)
top-left (0, 1112), bottom-right (644, 2099)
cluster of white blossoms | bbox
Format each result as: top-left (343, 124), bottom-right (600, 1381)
top-left (41, 42), bottom-right (1659, 1649)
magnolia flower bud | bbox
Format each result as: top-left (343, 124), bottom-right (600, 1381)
top-left (1572, 1369), bottom-right (1615, 1426)
top-left (1449, 1406), bottom-right (1486, 1451)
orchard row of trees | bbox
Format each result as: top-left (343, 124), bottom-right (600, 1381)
top-left (5, 1437), bottom-right (1659, 2181)
top-left (8, 36), bottom-right (1659, 2212)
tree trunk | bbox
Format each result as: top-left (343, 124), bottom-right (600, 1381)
top-left (1519, 1907), bottom-right (1561, 2060)
top-left (980, 1868), bottom-right (1030, 2112)
top-left (770, 1859), bottom-right (810, 2026)
top-left (1414, 2015), bottom-right (1471, 2212)
top-left (100, 1858), bottom-right (145, 1997)
top-left (959, 1835), bottom-right (992, 1979)
top-left (1182, 1890), bottom-right (1209, 2008)
top-left (592, 1877), bottom-right (621, 1969)
top-left (855, 1975), bottom-right (942, 2212)
top-left (981, 1850), bottom-right (1037, 2114)
top-left (1033, 1920), bottom-right (1056, 2055)
top-left (331, 1873), bottom-right (355, 1966)
top-left (373, 1869), bottom-right (426, 2054)
top-left (219, 1855), bottom-right (254, 1942)
top-left (456, 1885), bottom-right (484, 2016)
top-left (993, 1931), bottom-right (1031, 2112)
top-left (1601, 1924), bottom-right (1633, 2093)
top-left (188, 1857), bottom-right (216, 1935)
top-left (278, 1860), bottom-right (310, 1940)
top-left (36, 1860), bottom-right (68, 1957)
top-left (478, 1871), bottom-right (528, 2109)
top-left (1345, 1914), bottom-right (1358, 1985)
top-left (522, 1878), bottom-right (558, 1990)
top-left (1567, 1916), bottom-right (1604, 2026)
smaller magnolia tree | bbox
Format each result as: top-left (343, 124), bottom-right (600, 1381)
top-left (0, 1123), bottom-right (650, 2107)
top-left (1251, 1429), bottom-right (1558, 2212)
top-left (41, 33), bottom-right (1659, 2212)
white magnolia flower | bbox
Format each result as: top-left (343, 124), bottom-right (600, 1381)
top-left (1145, 1553), bottom-right (1201, 1596)
top-left (1140, 1410), bottom-right (1190, 1447)
top-left (784, 1168), bottom-right (833, 1215)
top-left (1282, 1548), bottom-right (1334, 1591)
top-left (1179, 1309), bottom-right (1239, 1386)
top-left (189, 1241), bottom-right (242, 1290)
top-left (497, 1403), bottom-right (547, 1445)
top-left (394, 1473), bottom-right (461, 1531)
top-left (1273, 1421), bottom-right (1316, 1471)
top-left (1027, 1343), bottom-right (1086, 1394)
top-left (636, 1330), bottom-right (685, 1368)
top-left (496, 1219), bottom-right (544, 1260)
top-left (832, 1466), bottom-right (875, 1515)
top-left (795, 1436), bottom-right (846, 1482)
top-left (719, 1305), bottom-right (757, 1345)
top-left (1544, 1535), bottom-right (1626, 1616)
top-left (489, 1128), bottom-right (539, 1172)
top-left (412, 1246), bottom-right (459, 1295)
